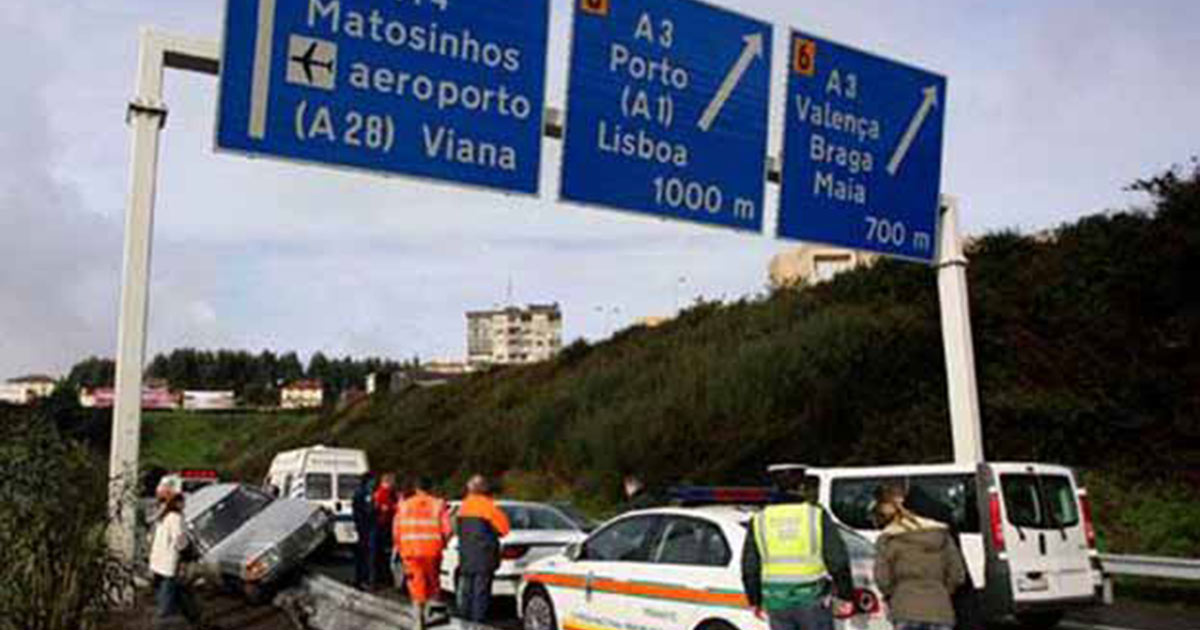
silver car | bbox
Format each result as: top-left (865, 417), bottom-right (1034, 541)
top-left (183, 483), bottom-right (331, 599)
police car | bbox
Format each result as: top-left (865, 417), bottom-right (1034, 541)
top-left (518, 489), bottom-right (889, 630)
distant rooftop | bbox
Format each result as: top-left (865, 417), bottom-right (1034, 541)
top-left (466, 303), bottom-right (561, 318)
top-left (7, 374), bottom-right (56, 384)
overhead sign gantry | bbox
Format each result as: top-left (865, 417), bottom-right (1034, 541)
top-left (216, 0), bottom-right (551, 194)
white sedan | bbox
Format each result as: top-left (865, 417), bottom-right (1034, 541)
top-left (441, 500), bottom-right (593, 598)
top-left (517, 505), bottom-right (890, 630)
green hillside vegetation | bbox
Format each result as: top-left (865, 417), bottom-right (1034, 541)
top-left (207, 163), bottom-right (1200, 555)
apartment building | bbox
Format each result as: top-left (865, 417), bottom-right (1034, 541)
top-left (467, 303), bottom-right (563, 366)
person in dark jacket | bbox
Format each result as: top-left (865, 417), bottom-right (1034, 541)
top-left (621, 474), bottom-right (663, 511)
top-left (351, 472), bottom-right (375, 590)
top-left (901, 485), bottom-right (984, 630)
top-left (873, 493), bottom-right (966, 630)
top-left (742, 467), bottom-right (855, 630)
top-left (454, 474), bottom-right (511, 622)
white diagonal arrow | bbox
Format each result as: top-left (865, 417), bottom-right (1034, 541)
top-left (697, 33), bottom-right (765, 132)
top-left (886, 86), bottom-right (939, 176)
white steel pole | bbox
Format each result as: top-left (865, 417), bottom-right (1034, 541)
top-left (936, 196), bottom-right (985, 464)
top-left (108, 28), bottom-right (167, 563)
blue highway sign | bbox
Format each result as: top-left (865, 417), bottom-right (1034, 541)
top-left (216, 0), bottom-right (550, 194)
top-left (777, 31), bottom-right (946, 262)
top-left (560, 0), bottom-right (772, 232)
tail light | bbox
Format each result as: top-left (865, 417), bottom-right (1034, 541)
top-left (501, 544), bottom-right (529, 560)
top-left (1079, 491), bottom-right (1096, 549)
top-left (854, 588), bottom-right (880, 615)
top-left (833, 589), bottom-right (879, 619)
top-left (989, 491), bottom-right (1006, 552)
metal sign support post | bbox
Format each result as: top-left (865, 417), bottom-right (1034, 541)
top-left (935, 196), bottom-right (985, 464)
top-left (108, 29), bottom-right (218, 565)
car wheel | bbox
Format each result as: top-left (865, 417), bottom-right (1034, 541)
top-left (697, 620), bottom-right (739, 630)
top-left (523, 587), bottom-right (557, 630)
top-left (1016, 611), bottom-right (1063, 629)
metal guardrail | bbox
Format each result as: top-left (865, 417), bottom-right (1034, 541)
top-left (1100, 553), bottom-right (1200, 581)
top-left (275, 573), bottom-right (481, 630)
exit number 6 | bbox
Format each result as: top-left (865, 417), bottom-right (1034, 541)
top-left (793, 38), bottom-right (816, 76)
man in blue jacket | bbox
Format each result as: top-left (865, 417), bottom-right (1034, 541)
top-left (351, 472), bottom-right (376, 590)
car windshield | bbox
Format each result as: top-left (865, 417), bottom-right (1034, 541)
top-left (336, 475), bottom-right (360, 500)
top-left (305, 473), bottom-right (332, 500)
top-left (552, 503), bottom-right (598, 531)
top-left (191, 486), bottom-right (273, 550)
top-left (502, 504), bottom-right (580, 531)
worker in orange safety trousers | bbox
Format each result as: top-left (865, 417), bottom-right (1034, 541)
top-left (394, 475), bottom-right (452, 630)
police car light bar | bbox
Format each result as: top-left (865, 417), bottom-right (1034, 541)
top-left (668, 486), bottom-right (790, 505)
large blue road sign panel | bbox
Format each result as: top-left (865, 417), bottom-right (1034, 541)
top-left (560, 0), bottom-right (772, 232)
top-left (216, 0), bottom-right (550, 194)
top-left (777, 31), bottom-right (946, 262)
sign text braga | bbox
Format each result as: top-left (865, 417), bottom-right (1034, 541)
top-left (217, 0), bottom-right (550, 194)
top-left (560, 0), bottom-right (772, 232)
top-left (777, 31), bottom-right (946, 262)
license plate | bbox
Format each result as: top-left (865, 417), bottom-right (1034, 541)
top-left (335, 522), bottom-right (357, 543)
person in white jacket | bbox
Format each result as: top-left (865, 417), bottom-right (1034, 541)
top-left (149, 484), bottom-right (203, 628)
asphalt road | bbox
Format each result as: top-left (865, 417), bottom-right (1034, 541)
top-left (306, 548), bottom-right (1200, 630)
top-left (104, 549), bottom-right (1199, 630)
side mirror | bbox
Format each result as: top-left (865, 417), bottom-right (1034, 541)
top-left (565, 543), bottom-right (583, 562)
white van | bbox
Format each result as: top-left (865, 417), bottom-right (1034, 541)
top-left (804, 462), bottom-right (1103, 629)
top-left (264, 445), bottom-right (369, 545)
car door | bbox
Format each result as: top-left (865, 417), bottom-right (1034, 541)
top-left (638, 515), bottom-right (755, 630)
top-left (559, 514), bottom-right (662, 630)
top-left (992, 464), bottom-right (1094, 604)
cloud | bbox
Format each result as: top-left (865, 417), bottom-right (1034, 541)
top-left (3, 0), bottom-right (1199, 378)
top-left (0, 6), bottom-right (121, 377)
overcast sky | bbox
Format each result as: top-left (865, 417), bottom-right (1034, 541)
top-left (2, 0), bottom-right (1198, 379)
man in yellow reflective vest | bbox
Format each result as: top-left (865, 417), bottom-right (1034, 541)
top-left (742, 465), bottom-right (854, 630)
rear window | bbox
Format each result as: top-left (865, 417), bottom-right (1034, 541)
top-left (305, 473), bottom-right (332, 500)
top-left (501, 505), bottom-right (579, 531)
top-left (830, 474), bottom-right (979, 533)
top-left (1001, 473), bottom-right (1079, 529)
top-left (337, 475), bottom-right (360, 500)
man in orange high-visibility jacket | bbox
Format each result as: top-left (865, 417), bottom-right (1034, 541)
top-left (455, 475), bottom-right (511, 623)
top-left (394, 476), bottom-right (452, 630)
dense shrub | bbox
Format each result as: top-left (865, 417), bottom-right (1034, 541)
top-left (0, 409), bottom-right (134, 630)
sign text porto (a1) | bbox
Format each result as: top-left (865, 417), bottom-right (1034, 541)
top-left (560, 0), bottom-right (773, 232)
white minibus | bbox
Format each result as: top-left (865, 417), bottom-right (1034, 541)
top-left (264, 445), bottom-right (369, 545)
top-left (801, 462), bottom-right (1103, 629)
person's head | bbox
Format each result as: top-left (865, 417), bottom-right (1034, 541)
top-left (158, 490), bottom-right (185, 515)
top-left (767, 464), bottom-right (810, 500)
top-left (466, 474), bottom-right (489, 495)
top-left (381, 473), bottom-right (395, 488)
top-left (361, 471), bottom-right (375, 485)
top-left (622, 474), bottom-right (643, 498)
top-left (872, 483), bottom-right (911, 528)
top-left (411, 475), bottom-right (432, 494)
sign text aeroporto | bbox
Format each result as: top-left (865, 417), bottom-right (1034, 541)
top-left (216, 0), bottom-right (550, 194)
